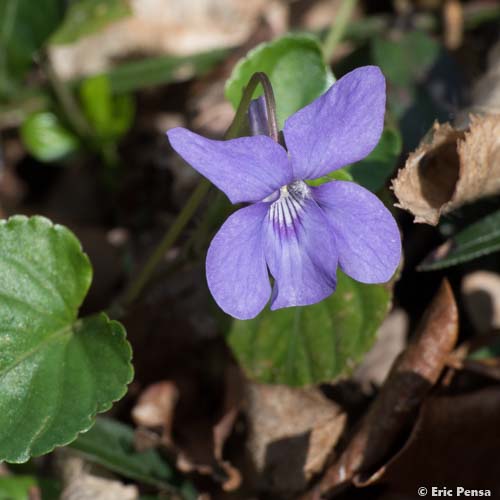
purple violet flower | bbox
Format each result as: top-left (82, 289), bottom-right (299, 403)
top-left (167, 66), bottom-right (401, 320)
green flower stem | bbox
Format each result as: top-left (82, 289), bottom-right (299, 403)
top-left (117, 72), bottom-right (278, 312)
top-left (323, 0), bottom-right (358, 61)
top-left (121, 178), bottom-right (211, 309)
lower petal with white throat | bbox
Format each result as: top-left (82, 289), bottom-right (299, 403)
top-left (264, 181), bottom-right (338, 310)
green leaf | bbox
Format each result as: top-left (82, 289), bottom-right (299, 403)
top-left (70, 417), bottom-right (196, 498)
top-left (347, 127), bottom-right (402, 192)
top-left (50, 0), bottom-right (131, 45)
top-left (419, 210), bottom-right (500, 271)
top-left (228, 272), bottom-right (391, 386)
top-left (468, 340), bottom-right (500, 361)
top-left (103, 49), bottom-right (227, 93)
top-left (70, 418), bottom-right (174, 487)
top-left (0, 216), bottom-right (133, 463)
top-left (306, 168), bottom-right (354, 186)
top-left (20, 111), bottom-right (80, 162)
top-left (371, 31), bottom-right (440, 88)
top-left (0, 0), bottom-right (64, 99)
top-left (225, 34), bottom-right (334, 128)
top-left (0, 476), bottom-right (37, 500)
top-left (79, 74), bottom-right (134, 140)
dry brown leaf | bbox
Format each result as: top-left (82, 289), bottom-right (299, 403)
top-left (371, 386), bottom-right (500, 496)
top-left (392, 115), bottom-right (500, 225)
top-left (243, 382), bottom-right (346, 496)
top-left (173, 365), bottom-right (243, 492)
top-left (132, 381), bottom-right (179, 433)
top-left (462, 271), bottom-right (500, 334)
top-left (318, 280), bottom-right (458, 496)
top-left (49, 0), bottom-right (282, 80)
top-left (131, 364), bottom-right (244, 492)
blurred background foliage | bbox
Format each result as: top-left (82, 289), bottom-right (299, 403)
top-left (1, 0), bottom-right (500, 498)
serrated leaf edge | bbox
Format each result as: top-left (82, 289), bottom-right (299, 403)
top-left (0, 216), bottom-right (133, 462)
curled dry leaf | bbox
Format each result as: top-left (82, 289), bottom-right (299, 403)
top-left (319, 280), bottom-right (458, 496)
top-left (243, 382), bottom-right (346, 496)
top-left (392, 115), bottom-right (500, 225)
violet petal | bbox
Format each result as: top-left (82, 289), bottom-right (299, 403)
top-left (263, 187), bottom-right (338, 309)
top-left (283, 66), bottom-right (386, 181)
top-left (313, 180), bottom-right (401, 283)
top-left (167, 127), bottom-right (292, 204)
top-left (206, 202), bottom-right (271, 319)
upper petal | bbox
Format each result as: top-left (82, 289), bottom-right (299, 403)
top-left (283, 66), bottom-right (386, 181)
top-left (206, 202), bottom-right (271, 319)
top-left (313, 181), bottom-right (401, 283)
top-left (263, 183), bottom-right (338, 310)
top-left (167, 127), bottom-right (292, 204)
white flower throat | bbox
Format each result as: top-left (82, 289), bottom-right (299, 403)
top-left (268, 180), bottom-right (311, 229)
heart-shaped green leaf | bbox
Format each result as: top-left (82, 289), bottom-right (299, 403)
top-left (225, 34), bottom-right (334, 128)
top-left (0, 216), bottom-right (132, 463)
top-left (228, 272), bottom-right (391, 386)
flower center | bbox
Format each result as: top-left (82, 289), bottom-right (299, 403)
top-left (268, 180), bottom-right (311, 229)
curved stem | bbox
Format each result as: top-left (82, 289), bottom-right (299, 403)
top-left (225, 72), bottom-right (279, 142)
top-left (115, 71), bottom-right (278, 313)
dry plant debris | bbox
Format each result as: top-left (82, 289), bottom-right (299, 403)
top-left (392, 115), bottom-right (500, 225)
top-left (243, 382), bottom-right (347, 496)
top-left (49, 0), bottom-right (278, 79)
top-left (318, 280), bottom-right (458, 496)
